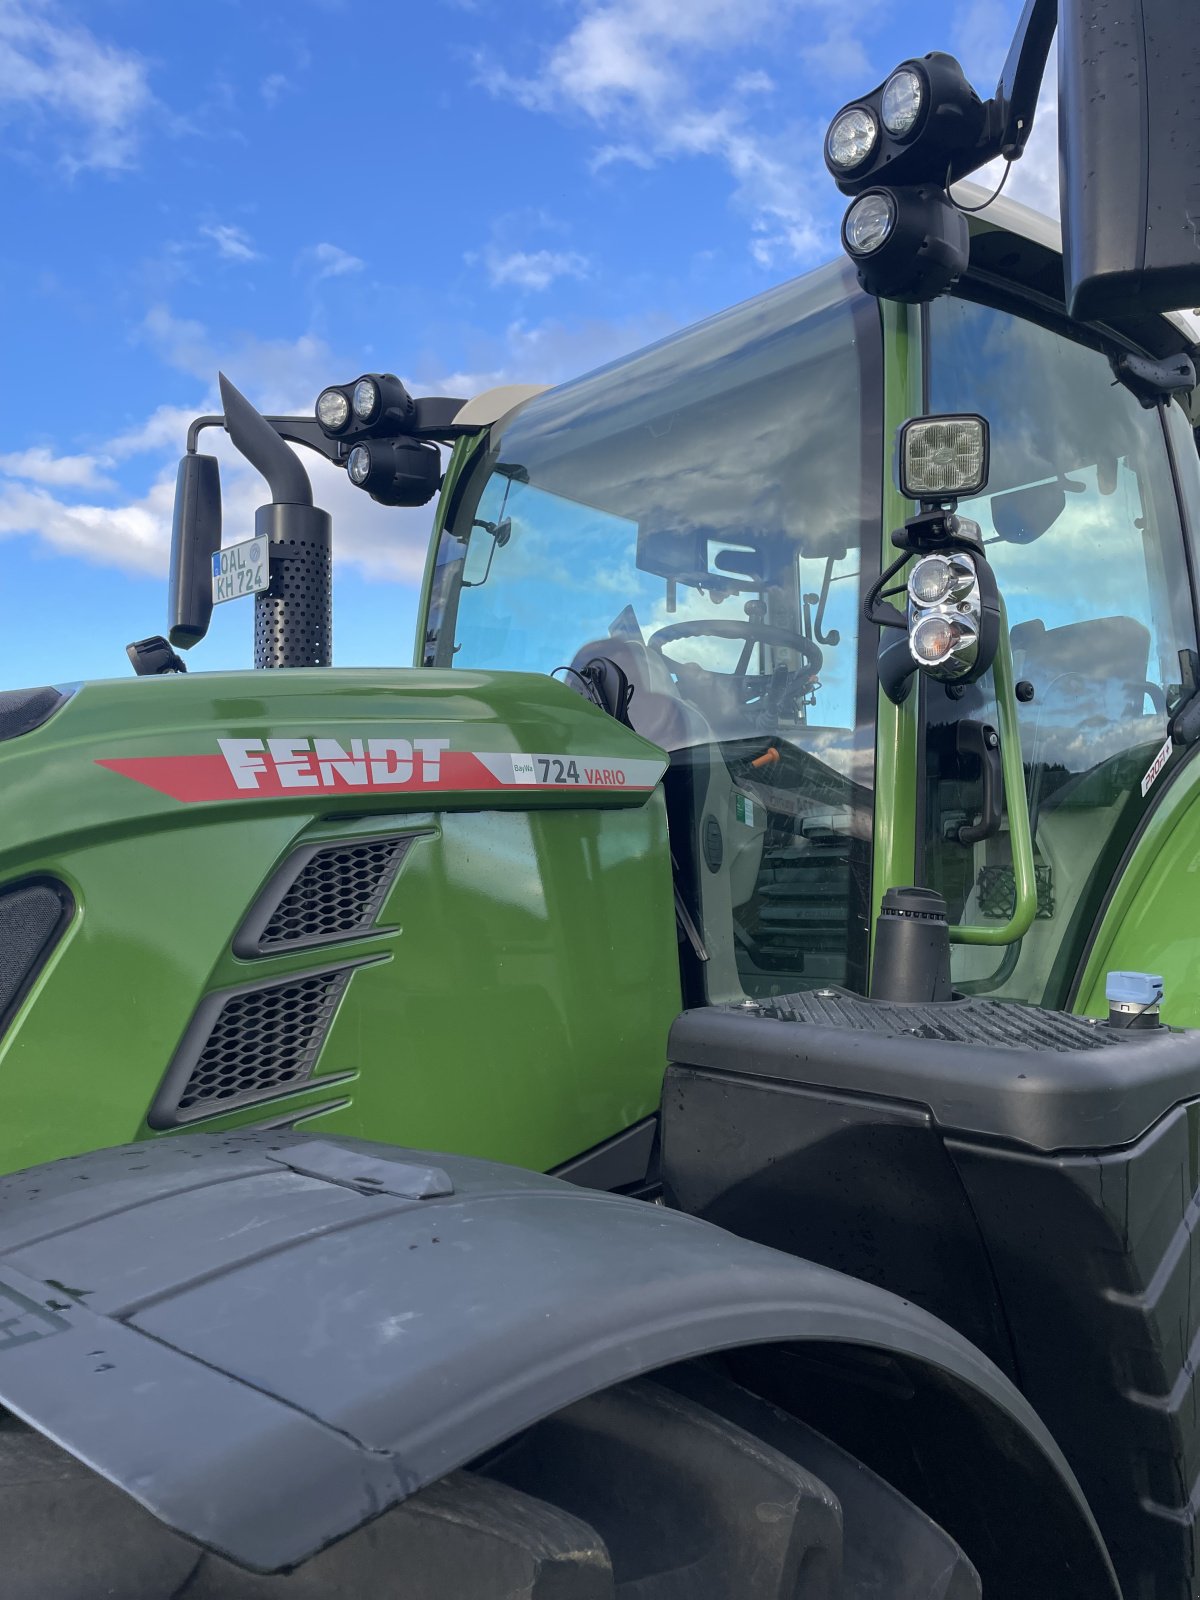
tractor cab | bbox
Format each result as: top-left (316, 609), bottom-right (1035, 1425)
top-left (424, 261), bottom-right (879, 1002)
top-left (420, 191), bottom-right (1200, 1023)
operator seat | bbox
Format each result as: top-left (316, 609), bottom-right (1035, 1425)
top-left (566, 636), bottom-right (749, 1003)
top-left (1009, 614), bottom-right (1157, 832)
top-left (1010, 616), bottom-right (1156, 748)
top-left (568, 637), bottom-right (702, 752)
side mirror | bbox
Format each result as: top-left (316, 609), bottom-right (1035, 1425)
top-left (167, 453), bottom-right (221, 649)
top-left (462, 517), bottom-right (511, 587)
top-left (1060, 0), bottom-right (1200, 320)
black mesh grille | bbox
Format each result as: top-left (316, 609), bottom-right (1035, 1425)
top-left (176, 970), bottom-right (350, 1114)
top-left (0, 880), bottom-right (72, 1028)
top-left (977, 863), bottom-right (1055, 920)
top-left (254, 837), bottom-right (411, 954)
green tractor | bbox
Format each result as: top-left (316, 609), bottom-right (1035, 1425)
top-left (2, 1), bottom-right (1200, 1595)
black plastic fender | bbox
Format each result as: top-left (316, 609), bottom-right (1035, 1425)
top-left (0, 1131), bottom-right (1118, 1592)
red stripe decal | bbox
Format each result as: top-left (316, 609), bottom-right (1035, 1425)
top-left (96, 751), bottom-right (506, 803)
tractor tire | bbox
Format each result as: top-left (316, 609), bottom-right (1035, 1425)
top-left (0, 1373), bottom-right (980, 1598)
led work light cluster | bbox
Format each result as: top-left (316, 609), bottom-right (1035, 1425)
top-left (869, 414), bottom-right (1000, 705)
top-left (314, 372), bottom-right (441, 507)
top-left (825, 53), bottom-right (987, 302)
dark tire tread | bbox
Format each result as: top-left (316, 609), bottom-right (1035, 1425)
top-left (0, 1375), bottom-right (981, 1598)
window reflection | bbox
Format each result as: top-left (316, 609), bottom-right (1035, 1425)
top-left (927, 295), bottom-right (1197, 1005)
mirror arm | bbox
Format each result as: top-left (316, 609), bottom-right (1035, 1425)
top-left (185, 412), bottom-right (341, 465)
top-left (991, 0), bottom-right (1057, 161)
top-left (926, 0), bottom-right (1057, 185)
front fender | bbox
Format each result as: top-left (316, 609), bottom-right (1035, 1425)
top-left (0, 1131), bottom-right (1115, 1592)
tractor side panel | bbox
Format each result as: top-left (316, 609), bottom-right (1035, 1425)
top-left (1073, 754), bottom-right (1200, 1026)
top-left (0, 669), bottom-right (680, 1174)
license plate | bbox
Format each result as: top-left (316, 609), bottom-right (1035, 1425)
top-left (211, 536), bottom-right (269, 606)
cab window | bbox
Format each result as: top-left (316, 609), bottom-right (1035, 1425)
top-left (926, 294), bottom-right (1198, 1004)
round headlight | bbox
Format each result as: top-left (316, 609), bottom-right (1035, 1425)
top-left (826, 106), bottom-right (878, 172)
top-left (352, 377), bottom-right (380, 422)
top-left (910, 613), bottom-right (956, 665)
top-left (882, 66), bottom-right (924, 136)
top-left (843, 191), bottom-right (895, 256)
top-left (316, 387), bottom-right (351, 432)
top-left (347, 444), bottom-right (372, 486)
top-left (909, 555), bottom-right (952, 606)
top-left (909, 552), bottom-right (978, 608)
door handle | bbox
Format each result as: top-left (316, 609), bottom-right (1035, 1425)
top-left (955, 720), bottom-right (1003, 845)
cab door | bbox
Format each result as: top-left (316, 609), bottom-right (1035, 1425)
top-left (920, 292), bottom-right (1199, 1012)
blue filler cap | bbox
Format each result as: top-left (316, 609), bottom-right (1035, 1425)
top-left (1106, 970), bottom-right (1164, 1007)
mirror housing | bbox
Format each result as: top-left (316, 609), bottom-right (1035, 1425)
top-left (1060, 0), bottom-right (1200, 320)
top-left (167, 453), bottom-right (222, 649)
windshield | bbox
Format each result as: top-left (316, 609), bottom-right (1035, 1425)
top-left (425, 263), bottom-right (882, 1000)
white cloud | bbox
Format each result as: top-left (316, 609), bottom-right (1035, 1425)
top-left (472, 211), bottom-right (592, 292)
top-left (486, 247), bottom-right (590, 291)
top-left (732, 70), bottom-right (775, 96)
top-left (0, 474), bottom-right (174, 574)
top-left (303, 242), bottom-right (365, 281)
top-left (106, 405), bottom-right (206, 459)
top-left (0, 301), bottom-right (685, 590)
top-left (201, 223), bottom-right (262, 263)
top-left (139, 306), bottom-right (337, 413)
top-left (260, 72), bottom-right (290, 106)
top-left (0, 445), bottom-right (115, 490)
top-left (481, 0), bottom-right (857, 269)
top-left (0, 0), bottom-right (152, 171)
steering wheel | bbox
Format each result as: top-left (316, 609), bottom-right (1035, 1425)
top-left (648, 618), bottom-right (823, 677)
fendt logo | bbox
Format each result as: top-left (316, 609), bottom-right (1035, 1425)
top-left (219, 737), bottom-right (450, 791)
top-left (95, 735), bottom-right (667, 804)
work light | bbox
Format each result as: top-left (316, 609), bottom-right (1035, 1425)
top-left (352, 377), bottom-right (380, 422)
top-left (899, 415), bottom-right (989, 501)
top-left (344, 437), bottom-right (442, 506)
top-left (840, 185), bottom-right (969, 303)
top-left (881, 65), bottom-right (924, 136)
top-left (316, 387), bottom-right (351, 433)
top-left (347, 444), bottom-right (371, 485)
top-left (826, 106), bottom-right (878, 172)
top-left (843, 192), bottom-right (896, 256)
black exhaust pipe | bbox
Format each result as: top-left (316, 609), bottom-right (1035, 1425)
top-left (219, 373), bottom-right (332, 669)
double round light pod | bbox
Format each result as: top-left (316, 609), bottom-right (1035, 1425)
top-left (315, 373), bottom-right (416, 438)
top-left (825, 63), bottom-right (927, 177)
top-left (906, 552), bottom-right (983, 679)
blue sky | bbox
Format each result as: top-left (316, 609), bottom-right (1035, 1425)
top-left (0, 0), bottom-right (1057, 686)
